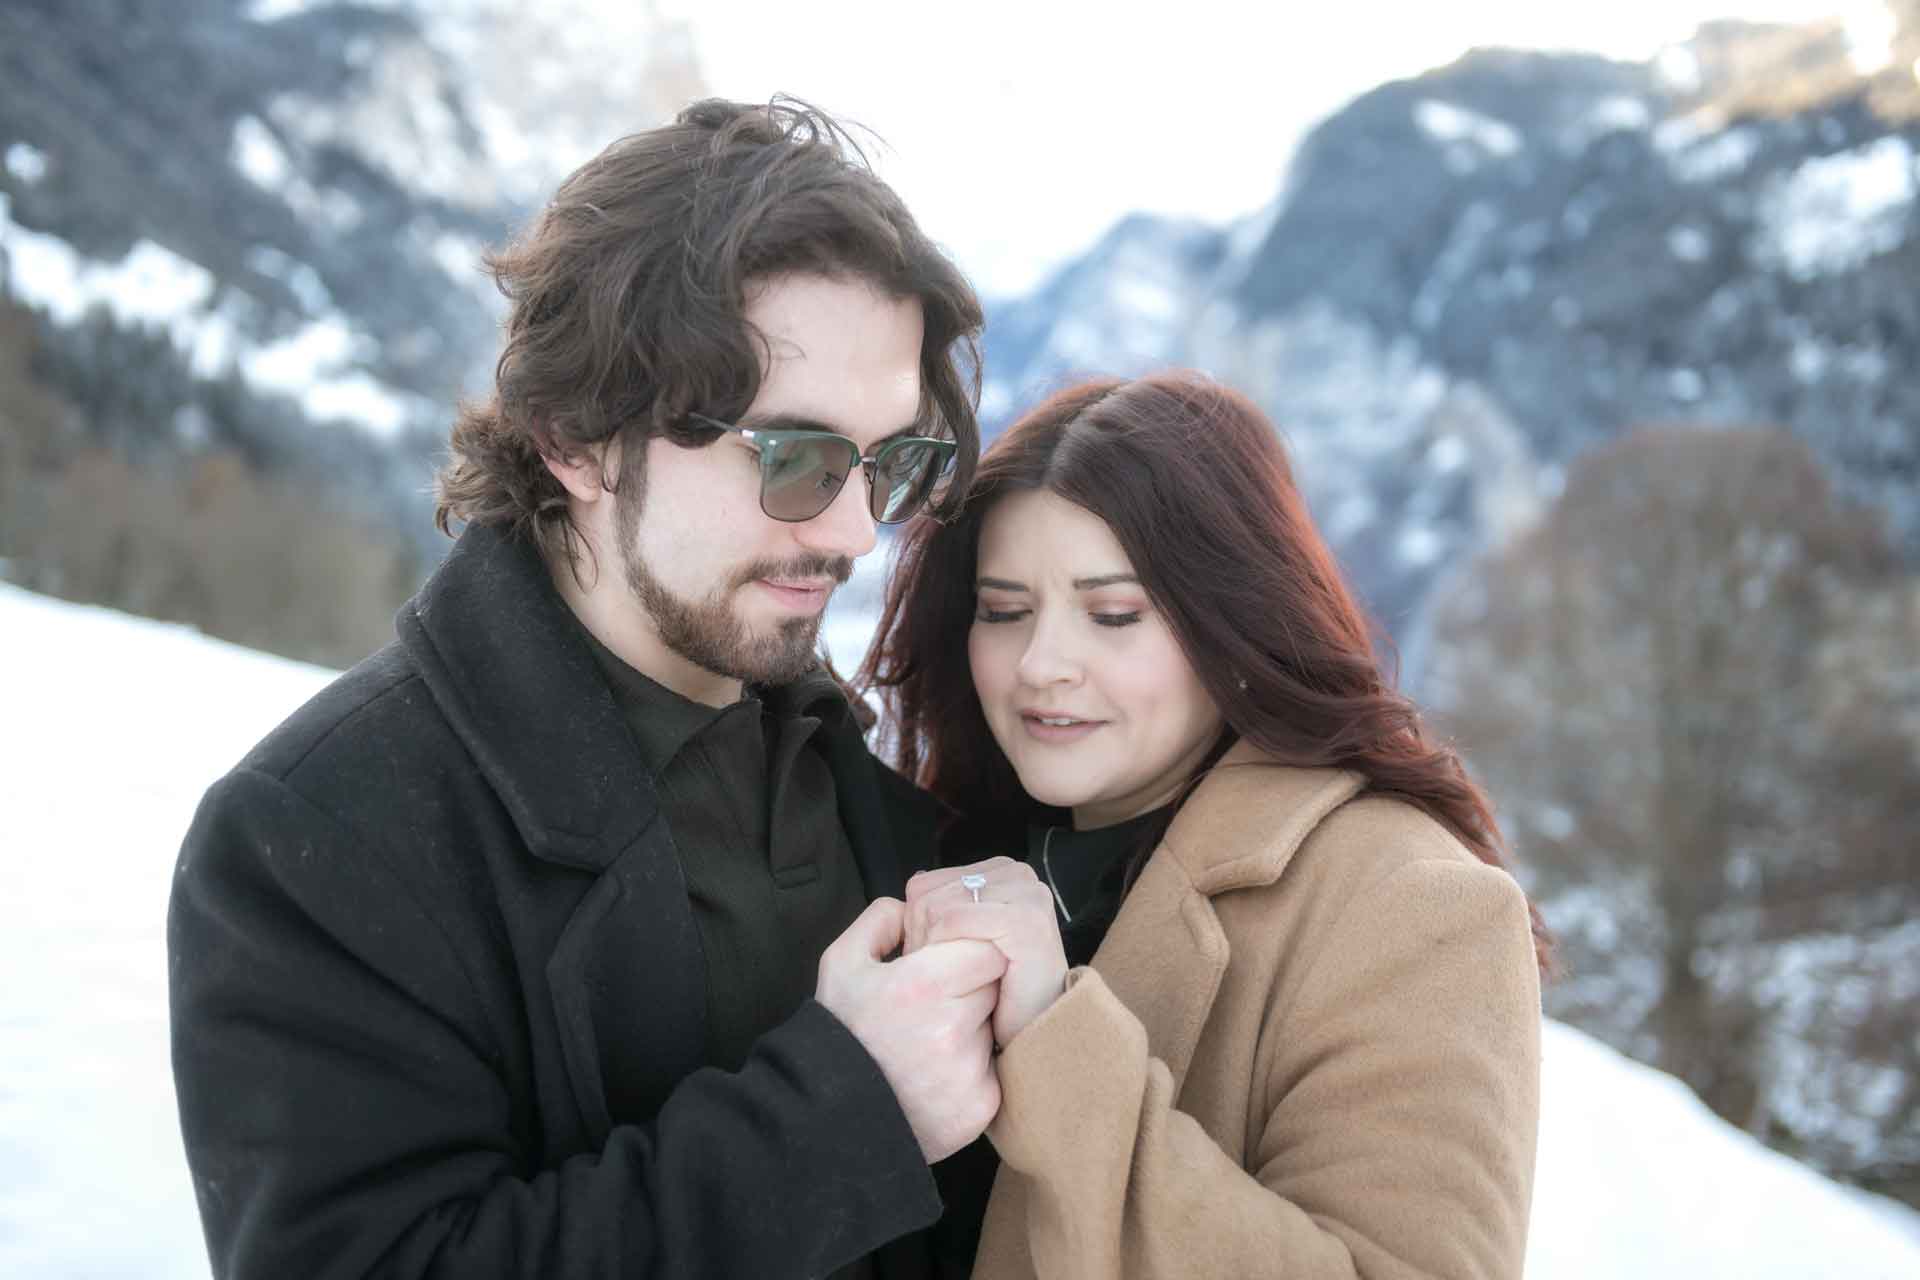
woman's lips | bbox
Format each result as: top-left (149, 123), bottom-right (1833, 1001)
top-left (1018, 711), bottom-right (1104, 744)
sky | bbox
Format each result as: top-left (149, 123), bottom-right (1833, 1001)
top-left (658, 0), bottom-right (1891, 294)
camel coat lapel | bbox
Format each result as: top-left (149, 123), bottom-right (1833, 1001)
top-left (969, 748), bottom-right (1540, 1280)
top-left (1087, 761), bottom-right (1367, 1098)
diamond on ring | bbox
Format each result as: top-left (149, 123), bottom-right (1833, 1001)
top-left (960, 873), bottom-right (987, 904)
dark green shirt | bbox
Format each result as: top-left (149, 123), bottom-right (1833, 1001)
top-left (580, 628), bottom-right (871, 1076)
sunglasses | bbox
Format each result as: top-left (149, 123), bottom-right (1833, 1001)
top-left (690, 413), bottom-right (958, 525)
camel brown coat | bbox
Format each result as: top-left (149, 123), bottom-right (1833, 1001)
top-left (972, 747), bottom-right (1542, 1279)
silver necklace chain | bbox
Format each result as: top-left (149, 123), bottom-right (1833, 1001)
top-left (1039, 826), bottom-right (1074, 924)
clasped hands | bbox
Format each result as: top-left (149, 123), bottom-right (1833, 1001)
top-left (813, 857), bottom-right (1067, 1162)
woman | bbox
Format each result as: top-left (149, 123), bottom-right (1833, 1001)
top-left (858, 372), bottom-right (1550, 1279)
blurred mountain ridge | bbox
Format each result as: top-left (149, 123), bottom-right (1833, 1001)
top-left (981, 12), bottom-right (1920, 653)
top-left (0, 0), bottom-right (701, 662)
top-left (972, 12), bottom-right (1920, 1203)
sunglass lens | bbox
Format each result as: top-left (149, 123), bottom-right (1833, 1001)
top-left (870, 440), bottom-right (951, 523)
top-left (760, 436), bottom-right (854, 521)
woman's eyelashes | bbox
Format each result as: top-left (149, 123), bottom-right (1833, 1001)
top-left (972, 603), bottom-right (1144, 627)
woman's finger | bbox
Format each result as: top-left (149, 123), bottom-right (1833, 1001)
top-left (904, 856), bottom-right (1030, 903)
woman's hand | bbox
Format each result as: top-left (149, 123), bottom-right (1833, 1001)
top-left (904, 857), bottom-right (1068, 1049)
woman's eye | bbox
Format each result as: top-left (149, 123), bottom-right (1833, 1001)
top-left (975, 607), bottom-right (1028, 624)
top-left (1092, 611), bottom-right (1142, 628)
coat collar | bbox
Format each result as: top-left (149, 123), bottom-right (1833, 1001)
top-left (1161, 742), bottom-right (1365, 895)
top-left (397, 522), bottom-right (904, 892)
top-left (1088, 744), bottom-right (1364, 1093)
top-left (400, 524), bottom-right (920, 1144)
top-left (399, 521), bottom-right (656, 871)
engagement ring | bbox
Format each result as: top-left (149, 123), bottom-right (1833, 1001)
top-left (960, 873), bottom-right (987, 904)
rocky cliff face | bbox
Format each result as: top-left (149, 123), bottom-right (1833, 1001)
top-left (3, 0), bottom-right (499, 409)
top-left (0, 0), bottom-right (699, 556)
top-left (980, 27), bottom-right (1920, 668)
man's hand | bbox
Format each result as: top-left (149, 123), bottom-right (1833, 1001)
top-left (815, 897), bottom-right (1005, 1163)
top-left (904, 858), bottom-right (1067, 1050)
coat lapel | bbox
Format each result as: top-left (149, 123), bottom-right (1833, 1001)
top-left (803, 684), bottom-right (919, 899)
top-left (556, 818), bottom-right (708, 1137)
top-left (1087, 855), bottom-right (1228, 1096)
top-left (400, 523), bottom-right (704, 1143)
top-left (1087, 751), bottom-right (1366, 1096)
top-left (397, 525), bottom-right (940, 1149)
top-left (398, 521), bottom-right (662, 871)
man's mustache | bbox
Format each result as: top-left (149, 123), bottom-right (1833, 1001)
top-left (733, 555), bottom-right (854, 589)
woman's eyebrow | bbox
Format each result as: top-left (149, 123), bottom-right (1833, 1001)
top-left (975, 574), bottom-right (1140, 591)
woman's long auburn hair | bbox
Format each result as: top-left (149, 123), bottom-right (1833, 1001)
top-left (856, 371), bottom-right (1552, 974)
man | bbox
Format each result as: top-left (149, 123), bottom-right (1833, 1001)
top-left (169, 99), bottom-right (1000, 1278)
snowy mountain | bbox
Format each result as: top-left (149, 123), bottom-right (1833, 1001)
top-left (5, 0), bottom-right (488, 433)
top-left (979, 27), bottom-right (1920, 646)
top-left (0, 0), bottom-right (705, 664)
top-left (971, 27), bottom-right (1920, 1205)
top-left (3, 580), bottom-right (1920, 1276)
top-left (0, 0), bottom-right (700, 555)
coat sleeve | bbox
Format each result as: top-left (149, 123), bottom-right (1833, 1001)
top-left (982, 857), bottom-right (1541, 1280)
top-left (169, 768), bottom-right (941, 1279)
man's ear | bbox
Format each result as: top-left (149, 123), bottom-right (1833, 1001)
top-left (543, 440), bottom-right (617, 505)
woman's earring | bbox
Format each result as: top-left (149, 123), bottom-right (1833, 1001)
top-left (1235, 674), bottom-right (1249, 692)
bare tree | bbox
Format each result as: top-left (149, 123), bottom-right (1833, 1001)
top-left (0, 298), bottom-right (76, 566)
top-left (1424, 425), bottom-right (1919, 1198)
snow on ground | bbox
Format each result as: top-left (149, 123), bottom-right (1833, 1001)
top-left (0, 584), bottom-right (333, 1279)
top-left (1529, 1020), bottom-right (1920, 1276)
top-left (4, 581), bottom-right (1920, 1277)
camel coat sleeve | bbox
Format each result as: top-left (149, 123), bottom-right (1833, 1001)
top-left (980, 854), bottom-right (1541, 1279)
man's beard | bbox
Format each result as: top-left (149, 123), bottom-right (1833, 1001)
top-left (615, 487), bottom-right (852, 687)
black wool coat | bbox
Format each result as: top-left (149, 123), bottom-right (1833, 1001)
top-left (168, 521), bottom-right (953, 1279)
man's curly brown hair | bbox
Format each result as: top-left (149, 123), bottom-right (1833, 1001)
top-left (435, 97), bottom-right (984, 574)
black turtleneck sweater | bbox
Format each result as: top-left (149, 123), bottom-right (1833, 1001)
top-left (1026, 806), bottom-right (1175, 967)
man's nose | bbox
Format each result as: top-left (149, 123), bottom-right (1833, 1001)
top-left (795, 466), bottom-right (879, 560)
